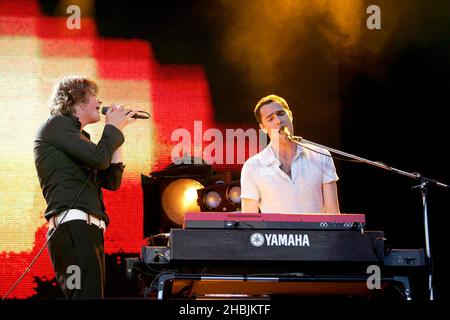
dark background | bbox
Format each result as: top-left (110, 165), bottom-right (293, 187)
top-left (38, 0), bottom-right (450, 301)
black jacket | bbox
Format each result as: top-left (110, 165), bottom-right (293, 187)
top-left (34, 114), bottom-right (125, 225)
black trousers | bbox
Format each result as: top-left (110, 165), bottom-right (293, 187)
top-left (47, 220), bottom-right (105, 298)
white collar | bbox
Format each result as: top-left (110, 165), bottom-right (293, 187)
top-left (259, 142), bottom-right (304, 167)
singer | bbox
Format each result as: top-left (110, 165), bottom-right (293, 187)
top-left (34, 76), bottom-right (137, 298)
top-left (240, 94), bottom-right (340, 214)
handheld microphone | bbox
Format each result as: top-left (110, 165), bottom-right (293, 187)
top-left (101, 106), bottom-right (150, 119)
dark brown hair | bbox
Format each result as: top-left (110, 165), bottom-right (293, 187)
top-left (253, 94), bottom-right (291, 123)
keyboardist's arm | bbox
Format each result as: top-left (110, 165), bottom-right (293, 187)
top-left (241, 198), bottom-right (259, 213)
top-left (323, 181), bottom-right (340, 214)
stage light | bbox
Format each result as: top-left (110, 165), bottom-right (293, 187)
top-left (204, 190), bottom-right (222, 210)
top-left (161, 178), bottom-right (204, 226)
top-left (141, 161), bottom-right (214, 236)
top-left (197, 181), bottom-right (241, 212)
top-left (227, 185), bottom-right (241, 205)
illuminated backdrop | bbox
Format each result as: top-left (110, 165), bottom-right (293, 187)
top-left (0, 0), bottom-right (248, 298)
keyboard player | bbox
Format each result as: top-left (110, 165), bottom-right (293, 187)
top-left (241, 94), bottom-right (340, 214)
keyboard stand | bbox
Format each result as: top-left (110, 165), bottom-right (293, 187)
top-left (151, 273), bottom-right (412, 300)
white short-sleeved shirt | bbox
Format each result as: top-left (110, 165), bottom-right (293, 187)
top-left (240, 142), bottom-right (339, 213)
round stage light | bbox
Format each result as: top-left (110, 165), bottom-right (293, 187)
top-left (161, 178), bottom-right (204, 226)
top-left (204, 191), bottom-right (222, 209)
top-left (227, 186), bottom-right (241, 204)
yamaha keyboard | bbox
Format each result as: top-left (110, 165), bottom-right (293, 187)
top-left (168, 228), bottom-right (384, 263)
top-left (166, 213), bottom-right (378, 263)
top-left (183, 212), bottom-right (366, 230)
top-left (140, 213), bottom-right (426, 266)
top-left (137, 213), bottom-right (426, 300)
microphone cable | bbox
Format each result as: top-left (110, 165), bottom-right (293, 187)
top-left (1, 171), bottom-right (93, 300)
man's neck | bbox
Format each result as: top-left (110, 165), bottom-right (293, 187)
top-left (271, 138), bottom-right (297, 162)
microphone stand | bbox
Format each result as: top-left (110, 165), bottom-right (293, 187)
top-left (285, 132), bottom-right (449, 301)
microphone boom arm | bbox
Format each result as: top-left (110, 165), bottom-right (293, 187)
top-left (291, 134), bottom-right (447, 184)
top-left (283, 127), bottom-right (449, 301)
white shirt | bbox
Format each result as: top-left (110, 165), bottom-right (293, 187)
top-left (240, 142), bottom-right (339, 213)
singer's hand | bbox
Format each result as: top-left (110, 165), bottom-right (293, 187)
top-left (105, 105), bottom-right (137, 131)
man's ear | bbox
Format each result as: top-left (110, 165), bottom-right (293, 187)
top-left (259, 123), bottom-right (268, 134)
top-left (73, 103), bottom-right (82, 114)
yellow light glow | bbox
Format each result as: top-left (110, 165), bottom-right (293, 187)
top-left (184, 187), bottom-right (199, 204)
top-left (161, 179), bottom-right (204, 226)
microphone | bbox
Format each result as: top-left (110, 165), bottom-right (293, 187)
top-left (279, 126), bottom-right (302, 142)
top-left (279, 125), bottom-right (293, 140)
top-left (101, 106), bottom-right (150, 119)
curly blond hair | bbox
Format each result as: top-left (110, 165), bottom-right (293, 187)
top-left (49, 76), bottom-right (98, 116)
